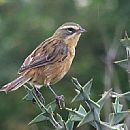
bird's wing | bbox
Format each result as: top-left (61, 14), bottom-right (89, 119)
top-left (18, 38), bottom-right (68, 73)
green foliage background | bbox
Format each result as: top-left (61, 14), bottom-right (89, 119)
top-left (0, 0), bottom-right (130, 130)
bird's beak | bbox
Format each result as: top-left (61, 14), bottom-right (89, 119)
top-left (78, 27), bottom-right (86, 33)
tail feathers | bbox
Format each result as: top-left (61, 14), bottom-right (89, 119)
top-left (0, 76), bottom-right (31, 93)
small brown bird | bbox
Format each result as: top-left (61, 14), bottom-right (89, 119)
top-left (0, 22), bottom-right (86, 94)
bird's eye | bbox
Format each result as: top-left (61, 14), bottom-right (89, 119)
top-left (67, 28), bottom-right (75, 33)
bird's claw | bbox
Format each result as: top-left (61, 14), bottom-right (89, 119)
top-left (33, 87), bottom-right (45, 104)
top-left (55, 95), bottom-right (65, 109)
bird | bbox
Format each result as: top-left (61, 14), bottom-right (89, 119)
top-left (0, 22), bottom-right (86, 96)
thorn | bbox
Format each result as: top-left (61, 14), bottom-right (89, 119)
top-left (125, 31), bottom-right (129, 39)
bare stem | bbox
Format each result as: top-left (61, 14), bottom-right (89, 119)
top-left (31, 88), bottom-right (62, 129)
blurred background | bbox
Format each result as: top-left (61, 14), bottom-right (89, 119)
top-left (0, 0), bottom-right (130, 130)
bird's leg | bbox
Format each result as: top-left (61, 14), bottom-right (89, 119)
top-left (48, 85), bottom-right (65, 109)
top-left (33, 87), bottom-right (45, 104)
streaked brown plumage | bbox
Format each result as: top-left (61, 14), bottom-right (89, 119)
top-left (0, 22), bottom-right (86, 93)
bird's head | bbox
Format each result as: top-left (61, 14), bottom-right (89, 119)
top-left (53, 22), bottom-right (86, 46)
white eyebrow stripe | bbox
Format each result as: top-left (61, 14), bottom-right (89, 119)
top-left (60, 25), bottom-right (79, 30)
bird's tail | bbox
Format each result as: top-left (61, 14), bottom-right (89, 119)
top-left (0, 76), bottom-right (31, 93)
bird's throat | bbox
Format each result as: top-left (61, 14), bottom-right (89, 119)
top-left (65, 34), bottom-right (81, 48)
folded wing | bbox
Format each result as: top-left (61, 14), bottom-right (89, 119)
top-left (19, 38), bottom-right (68, 73)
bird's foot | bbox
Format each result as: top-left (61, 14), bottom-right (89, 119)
top-left (55, 95), bottom-right (65, 109)
top-left (48, 85), bottom-right (65, 109)
top-left (33, 87), bottom-right (45, 104)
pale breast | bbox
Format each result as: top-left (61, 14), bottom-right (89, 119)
top-left (44, 47), bottom-right (75, 85)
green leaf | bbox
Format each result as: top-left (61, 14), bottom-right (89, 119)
top-left (65, 116), bottom-right (74, 130)
top-left (23, 86), bottom-right (33, 101)
top-left (47, 106), bottom-right (53, 114)
top-left (78, 111), bottom-right (95, 127)
top-left (66, 108), bottom-right (84, 121)
top-left (83, 78), bottom-right (93, 98)
top-left (112, 97), bottom-right (123, 113)
top-left (78, 99), bottom-right (100, 127)
top-left (109, 112), bottom-right (130, 125)
top-left (46, 100), bottom-right (56, 113)
top-left (82, 79), bottom-right (93, 100)
top-left (120, 32), bottom-right (130, 47)
top-left (111, 91), bottom-right (130, 101)
top-left (100, 121), bottom-right (125, 130)
top-left (72, 78), bottom-right (93, 102)
top-left (71, 89), bottom-right (84, 102)
top-left (71, 77), bottom-right (82, 91)
top-left (114, 59), bottom-right (128, 71)
top-left (121, 91), bottom-right (130, 101)
top-left (57, 113), bottom-right (64, 126)
top-left (97, 89), bottom-right (112, 110)
top-left (68, 105), bottom-right (87, 121)
top-left (86, 99), bottom-right (100, 110)
top-left (29, 113), bottom-right (49, 125)
top-left (94, 122), bottom-right (106, 130)
top-left (22, 92), bottom-right (33, 101)
top-left (78, 105), bottom-right (87, 115)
